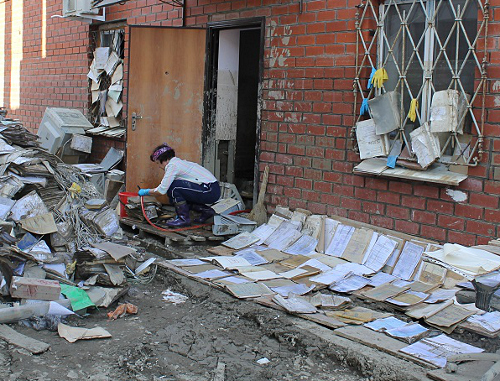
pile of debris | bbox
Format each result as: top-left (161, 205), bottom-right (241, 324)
top-left (0, 114), bottom-right (154, 333)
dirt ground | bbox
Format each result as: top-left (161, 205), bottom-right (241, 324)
top-left (0, 249), bottom-right (367, 381)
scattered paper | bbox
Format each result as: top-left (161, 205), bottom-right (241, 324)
top-left (392, 241), bottom-right (425, 280)
top-left (211, 256), bottom-right (252, 269)
top-left (363, 235), bottom-right (398, 272)
top-left (365, 316), bottom-right (407, 332)
top-left (20, 212), bottom-right (57, 234)
top-left (466, 311), bottom-right (500, 333)
top-left (162, 289), bottom-right (189, 304)
top-left (58, 323), bottom-right (111, 343)
top-left (271, 283), bottom-right (315, 297)
top-left (194, 269), bottom-right (232, 280)
top-left (400, 334), bottom-right (483, 368)
top-left (225, 282), bottom-right (274, 299)
top-left (310, 269), bottom-right (350, 285)
top-left (273, 294), bottom-right (317, 314)
top-left (362, 283), bottom-right (410, 301)
top-left (329, 274), bottom-right (370, 293)
top-left (222, 232), bottom-right (259, 250)
top-left (235, 247), bottom-right (268, 266)
top-left (169, 258), bottom-right (205, 267)
top-left (257, 357), bottom-right (270, 365)
top-left (386, 322), bottom-right (428, 343)
top-left (367, 272), bottom-right (397, 287)
top-left (284, 234), bottom-right (318, 255)
top-left (325, 224), bottom-right (355, 257)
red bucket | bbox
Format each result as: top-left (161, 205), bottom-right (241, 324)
top-left (118, 192), bottom-right (138, 218)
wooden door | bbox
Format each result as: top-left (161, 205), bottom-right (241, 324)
top-left (126, 26), bottom-right (206, 192)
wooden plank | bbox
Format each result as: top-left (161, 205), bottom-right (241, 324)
top-left (0, 324), bottom-right (50, 354)
top-left (120, 218), bottom-right (189, 244)
top-left (156, 260), bottom-right (225, 291)
top-left (334, 325), bottom-right (438, 369)
top-left (299, 313), bottom-right (346, 330)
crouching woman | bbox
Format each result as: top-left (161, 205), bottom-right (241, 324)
top-left (138, 143), bottom-right (220, 227)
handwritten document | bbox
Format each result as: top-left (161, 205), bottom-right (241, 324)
top-left (392, 241), bottom-right (425, 280)
top-left (363, 235), bottom-right (398, 272)
top-left (325, 224), bottom-right (355, 257)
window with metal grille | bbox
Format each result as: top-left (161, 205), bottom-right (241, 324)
top-left (352, 0), bottom-right (489, 177)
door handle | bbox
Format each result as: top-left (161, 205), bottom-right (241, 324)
top-left (131, 112), bottom-right (143, 131)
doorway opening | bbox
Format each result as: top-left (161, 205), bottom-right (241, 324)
top-left (203, 18), bottom-right (264, 207)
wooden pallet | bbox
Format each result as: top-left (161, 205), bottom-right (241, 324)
top-left (120, 217), bottom-right (225, 245)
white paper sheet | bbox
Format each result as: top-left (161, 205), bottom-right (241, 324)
top-left (466, 311), bottom-right (500, 333)
top-left (400, 334), bottom-right (483, 368)
top-left (365, 316), bottom-right (407, 332)
top-left (386, 323), bottom-right (428, 341)
top-left (250, 223), bottom-right (277, 245)
top-left (368, 272), bottom-right (397, 287)
top-left (425, 288), bottom-right (458, 304)
top-left (195, 269), bottom-right (232, 279)
top-left (211, 256), bottom-right (252, 269)
top-left (334, 262), bottom-right (375, 276)
top-left (235, 248), bottom-right (268, 266)
top-left (363, 235), bottom-right (398, 272)
top-left (392, 241), bottom-right (425, 280)
top-left (271, 283), bottom-right (315, 297)
top-left (426, 243), bottom-right (500, 275)
top-left (298, 259), bottom-right (331, 273)
top-left (325, 224), bottom-right (355, 257)
top-left (169, 258), bottom-right (205, 267)
top-left (329, 274), bottom-right (370, 293)
top-left (309, 269), bottom-right (351, 285)
top-left (284, 234), bottom-right (318, 255)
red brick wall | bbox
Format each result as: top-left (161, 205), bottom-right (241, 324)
top-left (2, 0), bottom-right (499, 245)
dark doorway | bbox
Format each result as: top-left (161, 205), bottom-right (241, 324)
top-left (203, 19), bottom-right (264, 206)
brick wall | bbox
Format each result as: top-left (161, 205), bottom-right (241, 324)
top-left (2, 0), bottom-right (499, 245)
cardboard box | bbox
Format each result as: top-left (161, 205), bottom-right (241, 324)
top-left (10, 276), bottom-right (61, 300)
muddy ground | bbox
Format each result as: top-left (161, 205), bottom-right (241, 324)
top-left (0, 245), bottom-right (367, 381)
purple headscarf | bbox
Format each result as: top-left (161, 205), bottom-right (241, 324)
top-left (151, 143), bottom-right (173, 161)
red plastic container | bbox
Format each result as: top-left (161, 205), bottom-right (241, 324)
top-left (118, 192), bottom-right (138, 218)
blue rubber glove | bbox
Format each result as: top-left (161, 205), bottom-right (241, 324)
top-left (367, 66), bottom-right (376, 89)
top-left (138, 189), bottom-right (150, 197)
top-left (360, 98), bottom-right (370, 116)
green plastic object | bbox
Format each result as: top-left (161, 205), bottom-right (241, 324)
top-left (60, 284), bottom-right (95, 312)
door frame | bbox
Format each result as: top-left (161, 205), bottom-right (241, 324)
top-left (202, 17), bottom-right (266, 203)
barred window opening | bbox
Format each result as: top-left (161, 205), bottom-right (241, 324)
top-left (353, 0), bottom-right (488, 178)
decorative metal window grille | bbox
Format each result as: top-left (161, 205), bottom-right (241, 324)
top-left (353, 0), bottom-right (489, 167)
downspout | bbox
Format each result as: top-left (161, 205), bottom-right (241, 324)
top-left (182, 0), bottom-right (186, 27)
